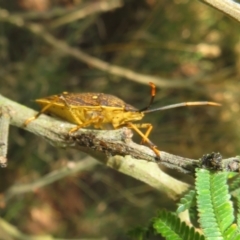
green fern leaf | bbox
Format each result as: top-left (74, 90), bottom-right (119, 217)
top-left (223, 224), bottom-right (239, 240)
top-left (196, 169), bottom-right (234, 239)
top-left (236, 197), bottom-right (240, 234)
top-left (233, 234), bottom-right (240, 240)
top-left (229, 174), bottom-right (240, 194)
top-left (177, 190), bottom-right (196, 214)
top-left (153, 210), bottom-right (204, 240)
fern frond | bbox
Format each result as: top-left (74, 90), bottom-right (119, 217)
top-left (196, 169), bottom-right (234, 239)
top-left (177, 189), bottom-right (196, 214)
top-left (235, 197), bottom-right (240, 233)
top-left (153, 210), bottom-right (204, 240)
top-left (229, 173), bottom-right (240, 194)
top-left (223, 224), bottom-right (239, 240)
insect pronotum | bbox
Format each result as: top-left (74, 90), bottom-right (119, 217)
top-left (24, 83), bottom-right (221, 159)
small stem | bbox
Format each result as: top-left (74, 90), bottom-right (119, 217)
top-left (49, 1), bottom-right (123, 29)
top-left (0, 106), bottom-right (11, 168)
top-left (4, 157), bottom-right (97, 202)
top-left (200, 0), bottom-right (240, 23)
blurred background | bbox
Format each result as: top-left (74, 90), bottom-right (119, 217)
top-left (0, 0), bottom-right (240, 239)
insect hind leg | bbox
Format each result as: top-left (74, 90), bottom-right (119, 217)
top-left (24, 97), bottom-right (59, 126)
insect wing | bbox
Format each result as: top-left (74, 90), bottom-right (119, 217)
top-left (60, 93), bottom-right (138, 111)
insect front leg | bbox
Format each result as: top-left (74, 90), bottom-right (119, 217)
top-left (126, 122), bottom-right (160, 159)
top-left (134, 123), bottom-right (153, 144)
top-left (127, 123), bottom-right (153, 144)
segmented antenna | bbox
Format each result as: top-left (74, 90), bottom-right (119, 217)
top-left (139, 82), bottom-right (156, 112)
top-left (143, 101), bottom-right (221, 114)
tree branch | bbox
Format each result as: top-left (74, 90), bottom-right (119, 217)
top-left (1, 0), bottom-right (240, 203)
top-left (200, 0), bottom-right (240, 23)
top-left (0, 94), bottom-right (191, 200)
top-left (1, 94), bottom-right (240, 202)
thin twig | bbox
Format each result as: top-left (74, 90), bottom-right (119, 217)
top-left (0, 217), bottom-right (53, 240)
top-left (0, 8), bottom-right (195, 89)
top-left (49, 0), bottom-right (123, 29)
top-left (3, 157), bottom-right (98, 203)
top-left (0, 106), bottom-right (11, 167)
top-left (200, 0), bottom-right (240, 23)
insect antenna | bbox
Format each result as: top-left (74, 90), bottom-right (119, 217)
top-left (139, 82), bottom-right (156, 112)
top-left (142, 101), bottom-right (221, 114)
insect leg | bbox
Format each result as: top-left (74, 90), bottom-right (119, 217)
top-left (24, 97), bottom-right (59, 126)
top-left (133, 123), bottom-right (153, 144)
top-left (68, 116), bottom-right (103, 134)
top-left (126, 122), bottom-right (160, 158)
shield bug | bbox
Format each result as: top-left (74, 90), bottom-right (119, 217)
top-left (24, 83), bottom-right (221, 159)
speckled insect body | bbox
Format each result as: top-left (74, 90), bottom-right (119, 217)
top-left (24, 83), bottom-right (220, 159)
top-left (34, 92), bottom-right (144, 130)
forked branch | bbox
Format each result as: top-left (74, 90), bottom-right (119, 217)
top-left (1, 94), bottom-right (240, 201)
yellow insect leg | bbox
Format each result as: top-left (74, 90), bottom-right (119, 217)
top-left (24, 97), bottom-right (59, 126)
top-left (126, 122), bottom-right (160, 158)
top-left (68, 116), bottom-right (103, 134)
top-left (133, 123), bottom-right (153, 144)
